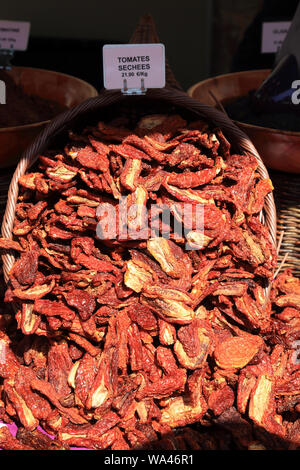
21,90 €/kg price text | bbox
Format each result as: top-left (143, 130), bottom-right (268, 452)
top-left (121, 71), bottom-right (149, 78)
top-left (104, 453), bottom-right (194, 466)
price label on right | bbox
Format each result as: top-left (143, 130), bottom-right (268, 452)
top-left (261, 21), bottom-right (291, 54)
top-left (0, 20), bottom-right (30, 51)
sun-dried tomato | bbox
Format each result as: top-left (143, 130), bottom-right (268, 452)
top-left (63, 289), bottom-right (96, 321)
top-left (214, 335), bottom-right (264, 369)
top-left (0, 110), bottom-right (286, 451)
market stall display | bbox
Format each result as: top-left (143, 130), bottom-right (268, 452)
top-left (0, 74), bottom-right (290, 448)
top-left (0, 13), bottom-right (299, 452)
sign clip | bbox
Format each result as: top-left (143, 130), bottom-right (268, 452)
top-left (121, 78), bottom-right (147, 95)
top-left (0, 47), bottom-right (14, 70)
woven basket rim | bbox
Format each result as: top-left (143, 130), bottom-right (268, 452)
top-left (1, 86), bottom-right (277, 291)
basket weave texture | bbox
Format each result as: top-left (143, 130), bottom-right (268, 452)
top-left (270, 170), bottom-right (300, 277)
top-left (1, 14), bottom-right (277, 289)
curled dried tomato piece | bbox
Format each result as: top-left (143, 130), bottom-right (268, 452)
top-left (0, 426), bottom-right (34, 450)
top-left (214, 335), bottom-right (264, 370)
top-left (18, 172), bottom-right (44, 190)
top-left (127, 302), bottom-right (157, 331)
top-left (120, 158), bottom-right (142, 192)
top-left (34, 299), bottom-right (75, 322)
top-left (142, 295), bottom-right (195, 325)
top-left (165, 157), bottom-right (224, 189)
top-left (160, 392), bottom-right (207, 428)
top-left (4, 380), bottom-right (39, 431)
top-left (20, 303), bottom-right (41, 335)
top-left (147, 237), bottom-right (192, 286)
top-left (76, 145), bottom-right (109, 172)
top-left (46, 162), bottom-right (78, 183)
top-left (63, 289), bottom-right (96, 321)
top-left (13, 279), bottom-right (56, 301)
top-left (0, 237), bottom-right (23, 251)
top-left (10, 245), bottom-right (39, 286)
top-left (174, 321), bottom-right (211, 369)
top-left (30, 378), bottom-right (88, 425)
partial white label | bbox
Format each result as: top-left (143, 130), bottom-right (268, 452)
top-left (261, 21), bottom-right (291, 53)
top-left (103, 43), bottom-right (165, 91)
top-left (0, 20), bottom-right (30, 51)
top-left (0, 80), bottom-right (5, 104)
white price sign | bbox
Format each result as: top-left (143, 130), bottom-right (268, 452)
top-left (0, 20), bottom-right (30, 51)
top-left (261, 21), bottom-right (291, 53)
top-left (103, 43), bottom-right (165, 91)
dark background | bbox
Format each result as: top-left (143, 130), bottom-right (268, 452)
top-left (2, 1), bottom-right (300, 91)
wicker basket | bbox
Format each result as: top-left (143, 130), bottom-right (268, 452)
top-left (1, 15), bottom-right (277, 292)
top-left (270, 169), bottom-right (300, 277)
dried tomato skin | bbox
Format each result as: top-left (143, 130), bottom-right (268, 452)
top-left (214, 335), bottom-right (264, 369)
top-left (63, 289), bottom-right (96, 321)
top-left (76, 146), bottom-right (109, 172)
top-left (11, 246), bottom-right (39, 287)
top-left (127, 302), bottom-right (157, 330)
top-left (0, 427), bottom-right (35, 450)
top-left (208, 385), bottom-right (235, 416)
